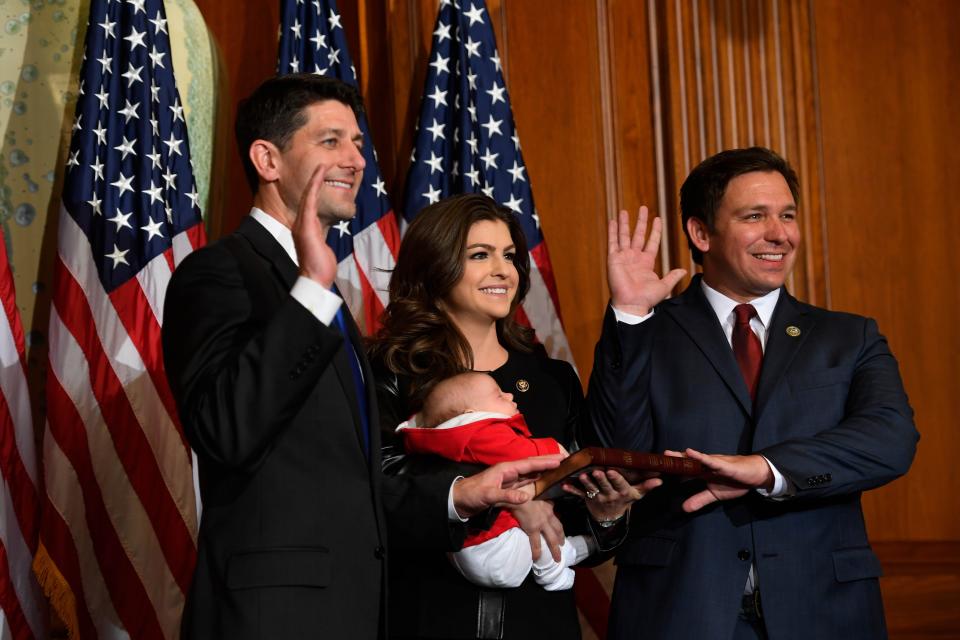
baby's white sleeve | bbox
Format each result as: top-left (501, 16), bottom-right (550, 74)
top-left (448, 528), bottom-right (533, 588)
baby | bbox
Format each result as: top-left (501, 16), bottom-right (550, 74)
top-left (396, 371), bottom-right (593, 591)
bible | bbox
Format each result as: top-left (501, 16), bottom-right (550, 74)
top-left (534, 447), bottom-right (704, 499)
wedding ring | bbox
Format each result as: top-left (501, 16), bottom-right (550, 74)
top-left (586, 489), bottom-right (599, 500)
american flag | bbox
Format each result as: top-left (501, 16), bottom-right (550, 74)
top-left (277, 0), bottom-right (401, 334)
top-left (36, 0), bottom-right (204, 637)
top-left (1, 228), bottom-right (46, 640)
top-left (404, 0), bottom-right (574, 365)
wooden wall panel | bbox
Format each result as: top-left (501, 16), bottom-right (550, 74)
top-left (813, 0), bottom-right (960, 635)
top-left (499, 0), bottom-right (610, 374)
top-left (607, 1), bottom-right (660, 223)
top-left (648, 0), bottom-right (828, 306)
top-left (813, 0), bottom-right (960, 541)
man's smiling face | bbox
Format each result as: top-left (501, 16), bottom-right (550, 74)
top-left (274, 99), bottom-right (366, 230)
top-left (688, 170), bottom-right (800, 302)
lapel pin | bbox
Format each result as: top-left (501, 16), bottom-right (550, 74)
top-left (516, 379), bottom-right (530, 392)
top-left (786, 326), bottom-right (801, 337)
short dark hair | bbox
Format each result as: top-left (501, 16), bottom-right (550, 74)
top-left (234, 74), bottom-right (365, 192)
top-left (679, 147), bottom-right (800, 264)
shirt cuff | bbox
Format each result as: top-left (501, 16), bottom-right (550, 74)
top-left (290, 276), bottom-right (341, 325)
top-left (612, 306), bottom-right (655, 325)
top-left (755, 456), bottom-right (794, 499)
top-left (448, 476), bottom-right (468, 522)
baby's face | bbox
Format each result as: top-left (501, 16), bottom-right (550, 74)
top-left (471, 376), bottom-right (518, 416)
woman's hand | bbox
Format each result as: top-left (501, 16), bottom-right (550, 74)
top-left (510, 499), bottom-right (565, 562)
top-left (564, 468), bottom-right (663, 524)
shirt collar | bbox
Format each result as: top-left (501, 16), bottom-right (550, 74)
top-left (700, 279), bottom-right (780, 329)
top-left (250, 207), bottom-right (298, 266)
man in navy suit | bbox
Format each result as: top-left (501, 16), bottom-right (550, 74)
top-left (584, 147), bottom-right (917, 639)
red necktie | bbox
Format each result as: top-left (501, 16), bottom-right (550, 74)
top-left (732, 304), bottom-right (763, 400)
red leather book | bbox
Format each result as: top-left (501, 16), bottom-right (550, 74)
top-left (534, 447), bottom-right (703, 499)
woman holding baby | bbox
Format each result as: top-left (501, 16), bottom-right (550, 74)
top-left (369, 194), bottom-right (655, 640)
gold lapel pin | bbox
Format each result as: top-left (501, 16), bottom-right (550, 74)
top-left (786, 326), bottom-right (801, 337)
top-left (516, 379), bottom-right (530, 392)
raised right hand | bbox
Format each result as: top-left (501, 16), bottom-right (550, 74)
top-left (608, 207), bottom-right (687, 316)
top-left (292, 164), bottom-right (338, 288)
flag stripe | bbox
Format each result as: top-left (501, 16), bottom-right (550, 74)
top-left (336, 256), bottom-right (366, 332)
top-left (50, 269), bottom-right (195, 595)
top-left (356, 258), bottom-right (384, 335)
top-left (529, 241), bottom-right (563, 324)
top-left (172, 224), bottom-right (204, 268)
top-left (522, 257), bottom-right (574, 366)
top-left (0, 393), bottom-right (39, 547)
top-left (38, 448), bottom-right (124, 640)
top-left (1, 224), bottom-right (42, 640)
top-left (376, 210), bottom-right (402, 258)
top-left (0, 541), bottom-right (33, 640)
top-left (573, 567), bottom-right (610, 639)
top-left (352, 215), bottom-right (395, 309)
top-left (121, 259), bottom-right (189, 452)
top-left (45, 371), bottom-right (165, 640)
top-left (2, 472), bottom-right (45, 640)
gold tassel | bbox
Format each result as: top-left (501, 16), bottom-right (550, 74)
top-left (33, 542), bottom-right (80, 639)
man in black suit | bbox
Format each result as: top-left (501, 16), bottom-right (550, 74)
top-left (162, 74), bottom-right (558, 640)
top-left (586, 147), bottom-right (918, 640)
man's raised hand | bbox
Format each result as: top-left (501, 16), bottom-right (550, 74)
top-left (608, 207), bottom-right (687, 316)
top-left (292, 164), bottom-right (338, 288)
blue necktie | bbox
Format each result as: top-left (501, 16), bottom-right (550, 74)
top-left (333, 304), bottom-right (370, 458)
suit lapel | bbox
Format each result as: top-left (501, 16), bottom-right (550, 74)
top-left (235, 216), bottom-right (299, 288)
top-left (754, 290), bottom-right (815, 421)
top-left (663, 277), bottom-right (754, 415)
top-left (237, 216), bottom-right (372, 462)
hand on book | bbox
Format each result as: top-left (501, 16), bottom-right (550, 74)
top-left (563, 468), bottom-right (663, 524)
top-left (665, 448), bottom-right (775, 512)
top-left (452, 454), bottom-right (563, 519)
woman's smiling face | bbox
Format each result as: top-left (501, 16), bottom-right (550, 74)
top-left (443, 219), bottom-right (519, 326)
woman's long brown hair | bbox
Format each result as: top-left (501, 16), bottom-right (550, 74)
top-left (370, 194), bottom-right (534, 408)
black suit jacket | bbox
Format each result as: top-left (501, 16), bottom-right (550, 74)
top-left (163, 217), bottom-right (460, 639)
top-left (584, 276), bottom-right (918, 640)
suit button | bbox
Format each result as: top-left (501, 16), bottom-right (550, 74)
top-left (374, 545), bottom-right (386, 559)
top-left (738, 549), bottom-right (751, 561)
top-left (824, 473), bottom-right (832, 482)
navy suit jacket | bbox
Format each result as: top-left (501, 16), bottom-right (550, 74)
top-left (163, 217), bottom-right (459, 639)
top-left (584, 275), bottom-right (917, 640)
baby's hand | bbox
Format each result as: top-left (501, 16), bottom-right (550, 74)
top-left (557, 443), bottom-right (569, 457)
top-left (519, 484), bottom-right (537, 499)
